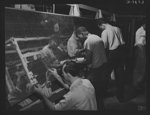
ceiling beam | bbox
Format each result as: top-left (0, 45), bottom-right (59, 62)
top-left (67, 4), bottom-right (113, 15)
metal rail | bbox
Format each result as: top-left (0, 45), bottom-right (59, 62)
top-left (12, 38), bottom-right (38, 85)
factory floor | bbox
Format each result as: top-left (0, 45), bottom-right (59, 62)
top-left (103, 80), bottom-right (146, 111)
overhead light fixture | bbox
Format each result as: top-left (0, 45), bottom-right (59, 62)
top-left (95, 9), bottom-right (103, 19)
top-left (69, 4), bottom-right (80, 17)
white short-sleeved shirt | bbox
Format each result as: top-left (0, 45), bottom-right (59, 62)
top-left (55, 78), bottom-right (97, 110)
top-left (101, 24), bottom-right (125, 50)
top-left (67, 32), bottom-right (82, 57)
top-left (84, 34), bottom-right (107, 69)
top-left (135, 26), bottom-right (146, 46)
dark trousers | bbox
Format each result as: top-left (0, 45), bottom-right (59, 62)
top-left (87, 63), bottom-right (111, 111)
top-left (87, 45), bottom-right (126, 110)
top-left (107, 45), bottom-right (126, 101)
top-left (133, 45), bottom-right (146, 90)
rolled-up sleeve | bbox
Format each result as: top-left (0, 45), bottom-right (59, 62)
top-left (55, 92), bottom-right (74, 110)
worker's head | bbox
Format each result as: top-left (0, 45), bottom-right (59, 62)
top-left (75, 26), bottom-right (89, 42)
top-left (49, 39), bottom-right (58, 48)
top-left (97, 18), bottom-right (109, 30)
top-left (62, 61), bottom-right (80, 85)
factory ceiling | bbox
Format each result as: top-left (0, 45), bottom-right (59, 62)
top-left (4, 0), bottom-right (146, 15)
top-left (85, 0), bottom-right (146, 15)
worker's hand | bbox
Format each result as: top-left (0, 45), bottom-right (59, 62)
top-left (48, 68), bottom-right (58, 77)
top-left (42, 86), bottom-right (53, 98)
top-left (26, 83), bottom-right (34, 93)
top-left (33, 85), bottom-right (53, 99)
top-left (33, 85), bottom-right (45, 99)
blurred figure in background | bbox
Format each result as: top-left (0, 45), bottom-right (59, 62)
top-left (133, 21), bottom-right (146, 94)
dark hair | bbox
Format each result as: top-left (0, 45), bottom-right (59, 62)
top-left (63, 61), bottom-right (80, 77)
top-left (97, 18), bottom-right (109, 25)
top-left (48, 38), bottom-right (59, 47)
top-left (109, 20), bottom-right (117, 26)
top-left (75, 26), bottom-right (88, 35)
top-left (49, 38), bottom-right (57, 43)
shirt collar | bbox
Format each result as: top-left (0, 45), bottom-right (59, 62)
top-left (70, 78), bottom-right (82, 91)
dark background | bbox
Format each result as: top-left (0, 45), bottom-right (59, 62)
top-left (5, 8), bottom-right (99, 42)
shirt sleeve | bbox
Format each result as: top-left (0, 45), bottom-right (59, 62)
top-left (67, 40), bottom-right (78, 57)
top-left (101, 30), bottom-right (108, 49)
top-left (54, 92), bottom-right (74, 110)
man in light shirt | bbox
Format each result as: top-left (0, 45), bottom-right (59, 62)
top-left (98, 18), bottom-right (126, 102)
top-left (67, 31), bottom-right (83, 58)
top-left (34, 61), bottom-right (97, 110)
top-left (98, 19), bottom-right (125, 51)
top-left (133, 23), bottom-right (146, 93)
top-left (75, 26), bottom-right (108, 111)
top-left (75, 26), bottom-right (107, 71)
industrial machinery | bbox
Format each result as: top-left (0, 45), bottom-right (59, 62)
top-left (5, 37), bottom-right (68, 110)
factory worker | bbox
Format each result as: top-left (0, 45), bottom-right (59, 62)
top-left (75, 26), bottom-right (108, 111)
top-left (98, 18), bottom-right (126, 102)
top-left (34, 61), bottom-right (97, 110)
top-left (133, 22), bottom-right (146, 94)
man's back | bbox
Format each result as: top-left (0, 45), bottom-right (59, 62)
top-left (113, 26), bottom-right (125, 45)
top-left (71, 79), bottom-right (97, 110)
top-left (84, 34), bottom-right (107, 68)
top-left (55, 78), bottom-right (97, 110)
top-left (102, 25), bottom-right (124, 50)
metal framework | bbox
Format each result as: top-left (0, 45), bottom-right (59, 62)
top-left (6, 37), bottom-right (50, 85)
top-left (5, 37), bottom-right (68, 89)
